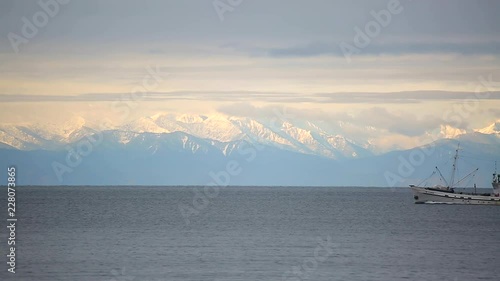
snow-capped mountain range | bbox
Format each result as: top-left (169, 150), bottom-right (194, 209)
top-left (0, 113), bottom-right (380, 159)
top-left (1, 114), bottom-right (499, 186)
top-left (1, 113), bottom-right (499, 161)
top-left (2, 113), bottom-right (499, 159)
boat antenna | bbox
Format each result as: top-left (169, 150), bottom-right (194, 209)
top-left (449, 143), bottom-right (460, 189)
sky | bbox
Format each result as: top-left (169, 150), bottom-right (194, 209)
top-left (0, 0), bottom-right (499, 148)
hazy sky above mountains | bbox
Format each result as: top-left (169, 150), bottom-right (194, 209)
top-left (0, 0), bottom-right (499, 145)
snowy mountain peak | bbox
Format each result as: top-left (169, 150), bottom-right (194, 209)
top-left (282, 121), bottom-right (294, 129)
top-left (34, 116), bottom-right (88, 139)
top-left (122, 117), bottom-right (171, 134)
top-left (150, 112), bottom-right (169, 121)
top-left (477, 121), bottom-right (500, 134)
top-left (440, 125), bottom-right (466, 139)
top-left (175, 114), bottom-right (207, 124)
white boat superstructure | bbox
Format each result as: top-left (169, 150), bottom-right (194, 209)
top-left (410, 144), bottom-right (500, 205)
top-left (493, 168), bottom-right (500, 196)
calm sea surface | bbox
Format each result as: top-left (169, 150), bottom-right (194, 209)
top-left (1, 186), bottom-right (499, 281)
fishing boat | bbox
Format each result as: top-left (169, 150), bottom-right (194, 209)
top-left (410, 144), bottom-right (500, 205)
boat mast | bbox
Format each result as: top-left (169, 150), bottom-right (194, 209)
top-left (449, 143), bottom-right (460, 189)
top-left (494, 161), bottom-right (498, 184)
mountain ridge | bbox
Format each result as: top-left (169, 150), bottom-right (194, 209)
top-left (1, 135), bottom-right (498, 187)
top-left (2, 113), bottom-right (498, 157)
top-left (0, 114), bottom-right (499, 186)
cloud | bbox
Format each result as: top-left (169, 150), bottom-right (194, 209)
top-left (2, 91), bottom-right (500, 104)
top-left (488, 108), bottom-right (500, 116)
top-left (352, 107), bottom-right (441, 136)
top-left (264, 41), bottom-right (500, 58)
top-left (2, 0), bottom-right (499, 53)
top-left (314, 91), bottom-right (500, 103)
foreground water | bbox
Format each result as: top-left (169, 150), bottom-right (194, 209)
top-left (1, 186), bottom-right (499, 281)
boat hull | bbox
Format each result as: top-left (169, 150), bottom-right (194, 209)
top-left (411, 187), bottom-right (500, 205)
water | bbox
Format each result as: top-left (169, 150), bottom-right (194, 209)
top-left (1, 186), bottom-right (499, 281)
